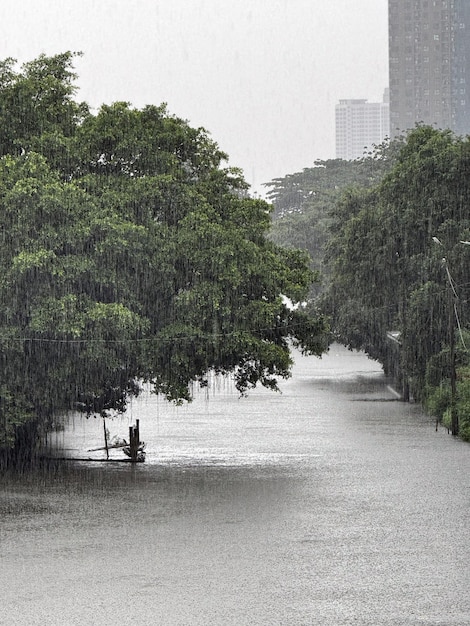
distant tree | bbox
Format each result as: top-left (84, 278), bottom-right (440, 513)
top-left (265, 143), bottom-right (402, 297)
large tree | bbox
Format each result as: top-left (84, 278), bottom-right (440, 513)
top-left (321, 126), bottom-right (470, 429)
top-left (0, 54), bottom-right (327, 459)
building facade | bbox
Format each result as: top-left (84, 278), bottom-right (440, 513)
top-left (335, 91), bottom-right (390, 160)
top-left (389, 0), bottom-right (470, 137)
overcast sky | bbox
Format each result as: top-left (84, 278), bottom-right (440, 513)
top-left (0, 1), bottom-right (388, 196)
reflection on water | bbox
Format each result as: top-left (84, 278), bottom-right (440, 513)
top-left (1, 345), bottom-right (470, 625)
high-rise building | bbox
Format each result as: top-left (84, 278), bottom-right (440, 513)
top-left (335, 90), bottom-right (390, 160)
top-left (388, 0), bottom-right (470, 137)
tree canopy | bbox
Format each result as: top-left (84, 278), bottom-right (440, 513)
top-left (320, 126), bottom-right (470, 438)
top-left (0, 53), bottom-right (327, 459)
top-left (267, 124), bottom-right (470, 439)
top-left (265, 144), bottom-right (401, 297)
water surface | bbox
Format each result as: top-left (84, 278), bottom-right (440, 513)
top-left (1, 346), bottom-right (469, 625)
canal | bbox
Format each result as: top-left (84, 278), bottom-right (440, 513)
top-left (1, 345), bottom-right (469, 625)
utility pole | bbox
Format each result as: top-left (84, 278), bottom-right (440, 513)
top-left (433, 237), bottom-right (459, 436)
top-left (442, 257), bottom-right (460, 436)
top-left (447, 279), bottom-right (458, 436)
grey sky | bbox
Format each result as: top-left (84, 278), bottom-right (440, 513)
top-left (1, 1), bottom-right (388, 196)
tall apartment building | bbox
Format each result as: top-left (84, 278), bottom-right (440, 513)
top-left (335, 90), bottom-right (390, 160)
top-left (389, 0), bottom-right (470, 137)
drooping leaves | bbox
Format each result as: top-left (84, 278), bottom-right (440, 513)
top-left (0, 54), bottom-right (327, 454)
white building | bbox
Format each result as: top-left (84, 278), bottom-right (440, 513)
top-left (335, 90), bottom-right (390, 160)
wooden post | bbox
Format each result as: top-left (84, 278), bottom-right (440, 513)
top-left (129, 419), bottom-right (140, 463)
top-left (129, 425), bottom-right (134, 462)
top-left (103, 418), bottom-right (109, 460)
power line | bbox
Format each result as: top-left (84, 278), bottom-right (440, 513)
top-left (0, 318), bottom-right (316, 345)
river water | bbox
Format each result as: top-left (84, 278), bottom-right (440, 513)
top-left (1, 345), bottom-right (469, 625)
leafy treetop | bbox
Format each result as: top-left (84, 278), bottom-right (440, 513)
top-left (0, 53), bottom-right (328, 454)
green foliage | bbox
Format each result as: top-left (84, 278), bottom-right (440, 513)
top-left (0, 53), bottom-right (328, 455)
top-left (319, 125), bottom-right (470, 433)
top-left (426, 349), bottom-right (470, 440)
top-left (266, 143), bottom-right (401, 300)
top-left (425, 384), bottom-right (451, 420)
top-left (0, 386), bottom-right (35, 449)
top-left (455, 369), bottom-right (470, 441)
top-left (0, 52), bottom-right (88, 174)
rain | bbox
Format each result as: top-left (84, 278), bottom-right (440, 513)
top-left (1, 2), bottom-right (470, 625)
